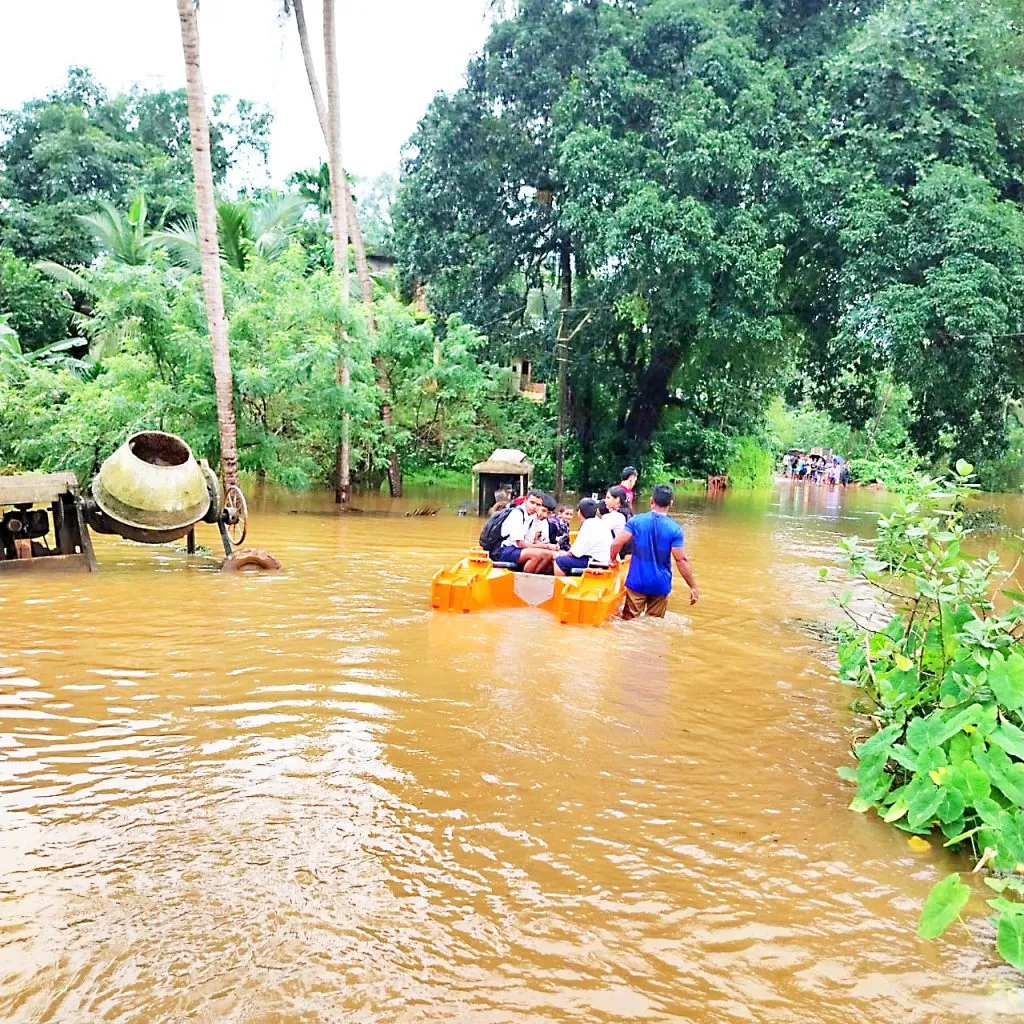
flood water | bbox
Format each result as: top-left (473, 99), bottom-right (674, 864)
top-left (2, 482), bottom-right (1024, 1023)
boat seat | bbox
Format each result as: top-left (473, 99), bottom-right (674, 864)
top-left (569, 561), bottom-right (610, 576)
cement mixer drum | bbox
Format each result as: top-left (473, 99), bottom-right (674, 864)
top-left (91, 431), bottom-right (212, 544)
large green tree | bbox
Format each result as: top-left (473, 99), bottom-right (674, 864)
top-left (788, 0), bottom-right (1024, 458)
top-left (395, 0), bottom-right (798, 482)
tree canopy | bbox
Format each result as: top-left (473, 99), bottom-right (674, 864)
top-left (395, 0), bottom-right (1024, 478)
top-left (0, 67), bottom-right (272, 267)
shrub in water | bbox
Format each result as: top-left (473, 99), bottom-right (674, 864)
top-left (828, 461), bottom-right (1024, 969)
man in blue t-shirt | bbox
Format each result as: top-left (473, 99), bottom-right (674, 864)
top-left (610, 484), bottom-right (699, 619)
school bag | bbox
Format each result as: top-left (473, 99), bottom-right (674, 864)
top-left (479, 505), bottom-right (518, 553)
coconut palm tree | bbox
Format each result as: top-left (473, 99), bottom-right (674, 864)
top-left (77, 193), bottom-right (166, 266)
top-left (161, 193), bottom-right (308, 272)
top-left (284, 0), bottom-right (403, 497)
top-left (175, 0), bottom-right (239, 489)
top-left (321, 0), bottom-right (353, 504)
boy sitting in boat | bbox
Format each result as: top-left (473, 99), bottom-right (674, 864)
top-left (552, 504), bottom-right (573, 550)
top-left (554, 498), bottom-right (613, 576)
top-left (490, 488), bottom-right (556, 574)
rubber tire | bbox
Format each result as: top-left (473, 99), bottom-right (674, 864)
top-left (220, 548), bottom-right (280, 572)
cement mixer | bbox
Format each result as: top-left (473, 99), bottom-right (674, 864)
top-left (0, 431), bottom-right (250, 574)
top-left (85, 431), bottom-right (248, 553)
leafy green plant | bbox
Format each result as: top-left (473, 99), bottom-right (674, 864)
top-left (828, 460), bottom-right (1024, 969)
top-left (726, 437), bottom-right (774, 489)
top-left (847, 449), bottom-right (923, 492)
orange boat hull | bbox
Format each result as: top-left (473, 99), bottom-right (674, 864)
top-left (430, 548), bottom-right (626, 625)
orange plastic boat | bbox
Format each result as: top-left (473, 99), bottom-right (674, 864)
top-left (430, 548), bottom-right (626, 625)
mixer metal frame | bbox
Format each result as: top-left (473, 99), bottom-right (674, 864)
top-left (0, 470), bottom-right (248, 572)
top-left (0, 472), bottom-right (98, 573)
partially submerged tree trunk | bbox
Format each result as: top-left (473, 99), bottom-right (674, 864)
top-left (288, 0), bottom-right (401, 497)
top-left (176, 0), bottom-right (239, 489)
top-left (322, 0), bottom-right (351, 505)
top-left (554, 241), bottom-right (572, 498)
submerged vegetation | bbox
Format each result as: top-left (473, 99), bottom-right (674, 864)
top-left (829, 463), bottom-right (1024, 969)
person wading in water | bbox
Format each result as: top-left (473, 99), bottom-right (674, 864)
top-left (610, 483), bottom-right (699, 619)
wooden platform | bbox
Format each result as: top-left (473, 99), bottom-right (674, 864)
top-left (0, 553), bottom-right (91, 574)
top-left (0, 472), bottom-right (96, 572)
top-left (0, 472), bottom-right (80, 506)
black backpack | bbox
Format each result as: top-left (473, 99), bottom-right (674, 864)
top-left (479, 505), bottom-right (518, 553)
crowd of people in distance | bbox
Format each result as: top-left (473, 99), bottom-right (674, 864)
top-left (480, 466), bottom-right (699, 618)
top-left (781, 451), bottom-right (851, 486)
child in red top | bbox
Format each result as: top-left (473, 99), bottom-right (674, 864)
top-left (620, 466), bottom-right (638, 508)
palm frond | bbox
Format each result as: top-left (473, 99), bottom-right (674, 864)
top-left (156, 221), bottom-right (203, 271)
top-left (35, 260), bottom-right (97, 296)
top-left (216, 200), bottom-right (251, 270)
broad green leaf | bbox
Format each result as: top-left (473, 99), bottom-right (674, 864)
top-left (949, 760), bottom-right (992, 805)
top-left (937, 787), bottom-right (965, 824)
top-left (836, 766), bottom-right (858, 783)
top-left (975, 744), bottom-right (1024, 806)
top-left (955, 459), bottom-right (974, 478)
top-left (907, 715), bottom-right (945, 752)
top-left (884, 801), bottom-right (909, 823)
top-left (985, 877), bottom-right (1024, 896)
top-left (992, 721), bottom-right (1024, 759)
top-left (856, 723), bottom-right (903, 760)
top-left (948, 733), bottom-right (973, 766)
top-left (906, 707), bottom-right (981, 753)
top-left (918, 873), bottom-right (971, 939)
top-left (907, 783), bottom-right (945, 829)
top-left (976, 797), bottom-right (1006, 825)
top-left (938, 704), bottom-right (985, 744)
top-left (944, 824), bottom-right (984, 847)
top-left (917, 747), bottom-right (948, 775)
top-left (988, 652), bottom-right (1024, 710)
top-left (889, 744), bottom-right (919, 773)
top-left (997, 910), bottom-right (1024, 970)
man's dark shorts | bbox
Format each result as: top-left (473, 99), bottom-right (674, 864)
top-left (492, 544), bottom-right (523, 567)
top-left (555, 553), bottom-right (590, 574)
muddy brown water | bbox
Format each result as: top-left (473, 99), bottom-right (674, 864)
top-left (3, 483), bottom-right (1024, 1023)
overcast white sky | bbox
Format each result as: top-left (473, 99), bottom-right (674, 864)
top-left (0, 0), bottom-right (493, 187)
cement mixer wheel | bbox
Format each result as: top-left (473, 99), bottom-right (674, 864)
top-left (224, 485), bottom-right (249, 546)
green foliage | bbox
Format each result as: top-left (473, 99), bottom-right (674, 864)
top-left (831, 463), bottom-right (1024, 969)
top-left (0, 250), bottom-right (550, 492)
top-left (847, 450), bottom-right (923, 493)
top-left (395, 0), bottom-right (794, 477)
top-left (160, 194), bottom-right (308, 272)
top-left (0, 66), bottom-right (272, 266)
top-left (767, 398), bottom-right (851, 457)
top-left (0, 247), bottom-right (74, 350)
top-left (726, 437), bottom-right (774, 489)
top-left (918, 873), bottom-right (971, 939)
top-left (793, 0), bottom-right (1024, 459)
top-left (977, 424), bottom-right (1024, 494)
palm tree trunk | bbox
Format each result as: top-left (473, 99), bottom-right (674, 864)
top-left (290, 0), bottom-right (401, 497)
top-left (321, 0), bottom-right (352, 505)
top-left (176, 0), bottom-right (239, 489)
top-left (555, 241), bottom-right (572, 498)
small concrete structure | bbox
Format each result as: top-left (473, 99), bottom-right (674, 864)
top-left (471, 449), bottom-right (534, 516)
top-left (509, 356), bottom-right (547, 402)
